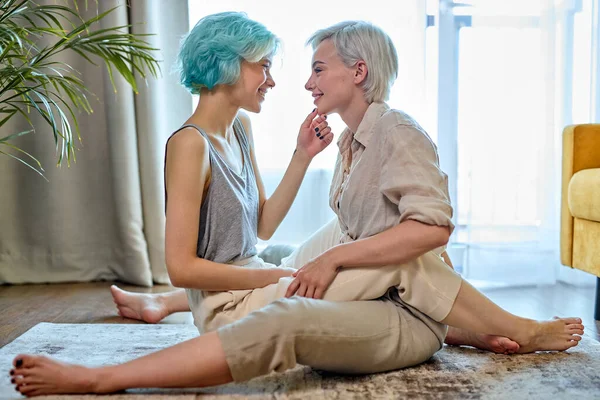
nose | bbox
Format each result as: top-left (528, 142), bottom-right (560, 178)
top-left (267, 73), bottom-right (276, 88)
top-left (305, 75), bottom-right (314, 91)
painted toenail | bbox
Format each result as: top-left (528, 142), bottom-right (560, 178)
top-left (9, 370), bottom-right (14, 375)
top-left (11, 379), bottom-right (14, 384)
top-left (15, 359), bottom-right (22, 368)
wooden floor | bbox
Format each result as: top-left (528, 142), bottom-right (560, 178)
top-left (0, 281), bottom-right (598, 349)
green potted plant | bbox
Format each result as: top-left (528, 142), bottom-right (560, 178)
top-left (0, 0), bottom-right (160, 177)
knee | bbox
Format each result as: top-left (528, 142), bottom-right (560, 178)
top-left (252, 297), bottom-right (318, 338)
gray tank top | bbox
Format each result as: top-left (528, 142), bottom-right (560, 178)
top-left (165, 118), bottom-right (258, 264)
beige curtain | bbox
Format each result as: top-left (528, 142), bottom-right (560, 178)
top-left (0, 0), bottom-right (192, 286)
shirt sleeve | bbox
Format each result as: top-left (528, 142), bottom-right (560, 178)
top-left (379, 123), bottom-right (455, 234)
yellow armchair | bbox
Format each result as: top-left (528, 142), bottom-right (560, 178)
top-left (561, 124), bottom-right (600, 320)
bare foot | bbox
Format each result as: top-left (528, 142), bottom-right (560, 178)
top-left (10, 355), bottom-right (102, 396)
top-left (445, 327), bottom-right (520, 354)
top-left (110, 285), bottom-right (169, 324)
top-left (515, 317), bottom-right (584, 353)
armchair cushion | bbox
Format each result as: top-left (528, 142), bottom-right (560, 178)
top-left (568, 168), bottom-right (600, 222)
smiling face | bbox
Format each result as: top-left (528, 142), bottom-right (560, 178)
top-left (304, 39), bottom-right (358, 115)
top-left (233, 57), bottom-right (275, 113)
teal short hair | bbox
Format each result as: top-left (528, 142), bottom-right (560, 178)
top-left (177, 12), bottom-right (280, 94)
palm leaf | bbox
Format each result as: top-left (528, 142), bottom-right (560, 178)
top-left (0, 128), bottom-right (33, 143)
top-left (0, 148), bottom-right (46, 180)
top-left (0, 0), bottom-right (161, 177)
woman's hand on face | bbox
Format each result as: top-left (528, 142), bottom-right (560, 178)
top-left (296, 108), bottom-right (334, 159)
top-left (284, 252), bottom-right (340, 299)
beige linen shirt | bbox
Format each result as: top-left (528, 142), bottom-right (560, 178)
top-left (329, 102), bottom-right (454, 246)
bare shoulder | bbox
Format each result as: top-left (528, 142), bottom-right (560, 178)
top-left (165, 127), bottom-right (211, 183)
top-left (167, 127), bottom-right (209, 155)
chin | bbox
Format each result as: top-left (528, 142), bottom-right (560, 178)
top-left (243, 103), bottom-right (261, 114)
top-left (316, 104), bottom-right (331, 115)
top-left (315, 100), bottom-right (333, 116)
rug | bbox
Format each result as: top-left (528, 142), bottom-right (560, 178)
top-left (0, 323), bottom-right (599, 400)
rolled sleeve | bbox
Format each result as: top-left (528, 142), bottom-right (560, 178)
top-left (379, 124), bottom-right (454, 234)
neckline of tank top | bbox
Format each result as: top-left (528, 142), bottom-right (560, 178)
top-left (190, 122), bottom-right (247, 178)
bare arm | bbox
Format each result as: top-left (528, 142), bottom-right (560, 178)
top-left (256, 151), bottom-right (311, 240)
top-left (285, 220), bottom-right (450, 299)
top-left (169, 258), bottom-right (291, 291)
top-left (326, 220), bottom-right (450, 269)
top-left (164, 128), bottom-right (291, 290)
top-left (238, 110), bottom-right (333, 240)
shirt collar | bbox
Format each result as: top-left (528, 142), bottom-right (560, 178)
top-left (337, 102), bottom-right (390, 148)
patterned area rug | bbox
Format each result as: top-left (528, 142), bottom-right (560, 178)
top-left (0, 323), bottom-right (599, 399)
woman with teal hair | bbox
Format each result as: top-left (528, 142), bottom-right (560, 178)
top-left (9, 13), bottom-right (583, 396)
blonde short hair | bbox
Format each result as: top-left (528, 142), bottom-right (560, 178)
top-left (306, 21), bottom-right (398, 103)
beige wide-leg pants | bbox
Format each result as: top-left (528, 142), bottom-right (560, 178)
top-left (217, 294), bottom-right (447, 382)
top-left (186, 218), bottom-right (464, 382)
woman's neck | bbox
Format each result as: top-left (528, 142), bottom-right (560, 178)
top-left (188, 88), bottom-right (239, 137)
top-left (338, 96), bottom-right (371, 134)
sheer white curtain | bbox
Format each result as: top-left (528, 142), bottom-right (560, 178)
top-left (188, 0), bottom-right (428, 246)
top-left (431, 0), bottom-right (598, 287)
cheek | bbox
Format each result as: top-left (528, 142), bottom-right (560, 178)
top-left (316, 76), bottom-right (328, 90)
top-left (325, 76), bottom-right (343, 93)
top-left (249, 69), bottom-right (265, 87)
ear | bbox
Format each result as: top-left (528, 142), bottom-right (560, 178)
top-left (353, 61), bottom-right (368, 85)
